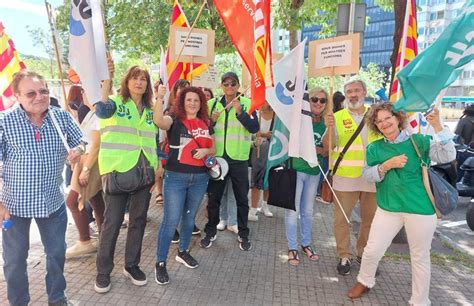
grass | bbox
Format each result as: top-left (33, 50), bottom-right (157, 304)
top-left (385, 244), bottom-right (474, 273)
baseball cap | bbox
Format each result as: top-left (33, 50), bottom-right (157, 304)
top-left (221, 72), bottom-right (239, 84)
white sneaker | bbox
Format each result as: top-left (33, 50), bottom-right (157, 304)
top-left (217, 220), bottom-right (227, 231)
top-left (66, 239), bottom-right (98, 259)
top-left (227, 224), bottom-right (238, 234)
top-left (260, 202), bottom-right (273, 217)
top-left (248, 208), bottom-right (259, 222)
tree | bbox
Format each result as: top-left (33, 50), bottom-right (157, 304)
top-left (26, 26), bottom-right (56, 78)
top-left (55, 0), bottom-right (234, 63)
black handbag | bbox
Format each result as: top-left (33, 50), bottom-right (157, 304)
top-left (102, 155), bottom-right (155, 195)
top-left (267, 160), bottom-right (297, 211)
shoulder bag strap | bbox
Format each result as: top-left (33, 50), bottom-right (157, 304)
top-left (331, 112), bottom-right (368, 175)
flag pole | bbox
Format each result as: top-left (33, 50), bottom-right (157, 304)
top-left (328, 67), bottom-right (335, 170)
top-left (166, 0), bottom-right (207, 87)
top-left (45, 0), bottom-right (69, 111)
top-left (395, 0), bottom-right (411, 101)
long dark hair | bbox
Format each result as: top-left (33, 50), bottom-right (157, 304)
top-left (119, 66), bottom-right (153, 109)
top-left (172, 87), bottom-right (209, 124)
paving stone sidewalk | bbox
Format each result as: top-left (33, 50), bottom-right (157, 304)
top-left (1, 198), bottom-right (473, 305)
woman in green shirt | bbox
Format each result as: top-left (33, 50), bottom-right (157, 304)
top-left (347, 102), bottom-right (456, 305)
top-left (285, 88), bottom-right (328, 266)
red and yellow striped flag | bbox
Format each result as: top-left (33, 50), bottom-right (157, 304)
top-left (166, 0), bottom-right (206, 90)
top-left (0, 22), bottom-right (26, 110)
top-left (389, 0), bottom-right (418, 102)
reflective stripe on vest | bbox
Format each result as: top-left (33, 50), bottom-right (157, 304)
top-left (98, 95), bottom-right (158, 175)
top-left (208, 97), bottom-right (252, 160)
top-left (331, 107), bottom-right (381, 178)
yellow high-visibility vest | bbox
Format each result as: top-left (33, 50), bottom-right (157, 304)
top-left (98, 95), bottom-right (157, 175)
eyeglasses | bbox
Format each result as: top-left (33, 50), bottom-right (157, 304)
top-left (374, 115), bottom-right (394, 125)
top-left (24, 89), bottom-right (50, 99)
top-left (222, 82), bottom-right (237, 88)
top-left (310, 97), bottom-right (327, 104)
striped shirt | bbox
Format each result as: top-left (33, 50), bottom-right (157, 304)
top-left (0, 105), bottom-right (83, 218)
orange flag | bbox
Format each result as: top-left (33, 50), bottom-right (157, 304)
top-left (0, 22), bottom-right (26, 110)
top-left (214, 0), bottom-right (273, 113)
top-left (166, 0), bottom-right (207, 90)
top-left (389, 0), bottom-right (418, 102)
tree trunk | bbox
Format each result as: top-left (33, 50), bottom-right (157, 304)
top-left (389, 0), bottom-right (407, 94)
top-left (289, 29), bottom-right (299, 50)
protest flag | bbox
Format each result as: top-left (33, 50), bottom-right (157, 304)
top-left (166, 0), bottom-right (207, 89)
top-left (68, 0), bottom-right (109, 104)
top-left (263, 116), bottom-right (289, 189)
top-left (0, 22), bottom-right (26, 110)
top-left (393, 1), bottom-right (474, 112)
top-left (214, 0), bottom-right (273, 113)
top-left (266, 39), bottom-right (318, 167)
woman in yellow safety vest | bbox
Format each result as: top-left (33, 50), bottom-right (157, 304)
top-left (92, 61), bottom-right (159, 294)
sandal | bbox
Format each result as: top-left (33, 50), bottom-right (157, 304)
top-left (155, 194), bottom-right (164, 205)
top-left (288, 249), bottom-right (300, 266)
top-left (301, 245), bottom-right (320, 261)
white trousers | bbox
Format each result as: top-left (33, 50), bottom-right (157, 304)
top-left (357, 208), bottom-right (437, 306)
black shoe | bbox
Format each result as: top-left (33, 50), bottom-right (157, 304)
top-left (123, 265), bottom-right (147, 286)
top-left (155, 262), bottom-right (169, 285)
top-left (238, 236), bottom-right (252, 251)
top-left (337, 258), bottom-right (351, 275)
top-left (94, 273), bottom-right (111, 293)
top-left (176, 250), bottom-right (199, 268)
top-left (172, 230), bottom-right (180, 244)
top-left (199, 234), bottom-right (216, 248)
top-left (192, 225), bottom-right (201, 235)
top-left (355, 256), bottom-right (362, 265)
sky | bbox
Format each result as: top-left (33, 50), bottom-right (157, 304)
top-left (0, 0), bottom-right (64, 58)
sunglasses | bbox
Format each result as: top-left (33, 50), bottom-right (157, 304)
top-left (310, 97), bottom-right (327, 104)
top-left (222, 82), bottom-right (237, 87)
top-left (24, 89), bottom-right (50, 99)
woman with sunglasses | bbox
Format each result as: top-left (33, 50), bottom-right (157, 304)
top-left (347, 103), bottom-right (455, 305)
top-left (286, 87), bottom-right (328, 266)
top-left (153, 86), bottom-right (214, 285)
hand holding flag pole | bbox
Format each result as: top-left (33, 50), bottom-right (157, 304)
top-left (165, 0), bottom-right (207, 88)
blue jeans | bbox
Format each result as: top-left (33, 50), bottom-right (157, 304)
top-left (285, 172), bottom-right (320, 250)
top-left (219, 180), bottom-right (237, 226)
top-left (3, 204), bottom-right (68, 305)
top-left (156, 170), bottom-right (209, 262)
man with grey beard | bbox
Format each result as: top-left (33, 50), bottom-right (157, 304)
top-left (323, 79), bottom-right (380, 276)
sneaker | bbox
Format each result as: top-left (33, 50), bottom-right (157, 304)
top-left (216, 220), bottom-right (227, 231)
top-left (259, 202), bottom-right (273, 217)
top-left (123, 265), bottom-right (147, 286)
top-left (248, 208), bottom-right (259, 222)
top-left (89, 221), bottom-right (98, 237)
top-left (238, 236), bottom-right (252, 251)
top-left (192, 225), bottom-right (201, 235)
top-left (337, 258), bottom-right (351, 275)
top-left (94, 274), bottom-right (111, 293)
top-left (66, 240), bottom-right (98, 259)
top-left (176, 250), bottom-right (199, 268)
top-left (227, 224), bottom-right (238, 234)
top-left (171, 230), bottom-right (180, 244)
top-left (199, 234), bottom-right (216, 248)
top-left (155, 262), bottom-right (169, 285)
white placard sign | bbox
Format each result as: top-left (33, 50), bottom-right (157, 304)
top-left (192, 66), bottom-right (219, 89)
top-left (175, 30), bottom-right (208, 57)
top-left (316, 39), bottom-right (353, 69)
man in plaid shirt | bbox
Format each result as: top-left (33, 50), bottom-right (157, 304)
top-left (0, 71), bottom-right (83, 306)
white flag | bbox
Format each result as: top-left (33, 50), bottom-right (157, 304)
top-left (266, 39), bottom-right (318, 167)
top-left (68, 0), bottom-right (109, 104)
top-left (159, 46), bottom-right (170, 109)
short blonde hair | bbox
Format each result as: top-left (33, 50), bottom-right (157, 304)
top-left (12, 70), bottom-right (45, 94)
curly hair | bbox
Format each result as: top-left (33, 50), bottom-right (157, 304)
top-left (172, 86), bottom-right (209, 124)
top-left (119, 66), bottom-right (153, 109)
top-left (365, 102), bottom-right (407, 135)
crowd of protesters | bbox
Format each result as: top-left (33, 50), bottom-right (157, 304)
top-left (0, 62), bottom-right (456, 305)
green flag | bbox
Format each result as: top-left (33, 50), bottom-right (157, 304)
top-left (393, 1), bottom-right (474, 112)
top-left (264, 116), bottom-right (289, 190)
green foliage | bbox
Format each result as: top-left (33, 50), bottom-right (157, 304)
top-left (23, 57), bottom-right (55, 79)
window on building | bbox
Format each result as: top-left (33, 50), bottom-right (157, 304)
top-left (418, 27), bottom-right (425, 35)
top-left (437, 10), bottom-right (444, 19)
top-left (462, 71), bottom-right (470, 79)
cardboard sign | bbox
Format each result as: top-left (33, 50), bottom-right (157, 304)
top-left (308, 33), bottom-right (360, 77)
top-left (241, 53), bottom-right (283, 90)
top-left (191, 66), bottom-right (219, 89)
top-left (169, 26), bottom-right (215, 64)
